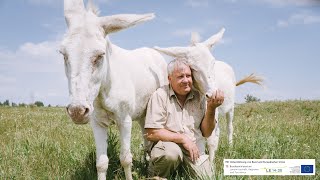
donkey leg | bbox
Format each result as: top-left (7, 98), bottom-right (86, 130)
top-left (138, 118), bottom-right (150, 161)
top-left (207, 111), bottom-right (220, 163)
top-left (118, 114), bottom-right (133, 180)
top-left (226, 108), bottom-right (234, 145)
top-left (207, 122), bottom-right (220, 162)
top-left (91, 119), bottom-right (108, 180)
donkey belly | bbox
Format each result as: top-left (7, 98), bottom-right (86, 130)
top-left (214, 61), bottom-right (236, 115)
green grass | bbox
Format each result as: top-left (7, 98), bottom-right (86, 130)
top-left (0, 100), bottom-right (319, 179)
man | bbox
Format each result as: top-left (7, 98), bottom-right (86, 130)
top-left (144, 58), bottom-right (224, 179)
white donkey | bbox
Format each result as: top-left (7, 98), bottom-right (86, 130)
top-left (154, 28), bottom-right (263, 162)
top-left (60, 0), bottom-right (167, 179)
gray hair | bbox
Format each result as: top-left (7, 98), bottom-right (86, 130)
top-left (167, 58), bottom-right (190, 76)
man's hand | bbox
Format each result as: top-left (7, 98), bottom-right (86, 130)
top-left (181, 134), bottom-right (199, 162)
top-left (207, 89), bottom-right (224, 110)
top-left (201, 89), bottom-right (224, 137)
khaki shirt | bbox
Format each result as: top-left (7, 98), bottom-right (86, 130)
top-left (145, 85), bottom-right (207, 154)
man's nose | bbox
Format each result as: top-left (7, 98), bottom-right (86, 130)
top-left (182, 76), bottom-right (188, 83)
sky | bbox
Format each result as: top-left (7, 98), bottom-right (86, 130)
top-left (0, 0), bottom-right (319, 106)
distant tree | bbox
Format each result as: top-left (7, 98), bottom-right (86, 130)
top-left (30, 104), bottom-right (37, 108)
top-left (34, 101), bottom-right (44, 107)
top-left (19, 103), bottom-right (27, 107)
top-left (3, 100), bottom-right (10, 106)
top-left (48, 104), bottom-right (52, 107)
top-left (11, 102), bottom-right (17, 107)
top-left (245, 94), bottom-right (260, 103)
top-left (0, 101), bottom-right (2, 106)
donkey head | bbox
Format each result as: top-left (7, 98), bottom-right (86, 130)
top-left (60, 0), bottom-right (154, 124)
top-left (154, 28), bottom-right (225, 98)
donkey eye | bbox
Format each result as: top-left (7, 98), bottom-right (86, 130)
top-left (62, 54), bottom-right (68, 62)
top-left (59, 50), bottom-right (68, 62)
top-left (92, 53), bottom-right (105, 65)
top-left (97, 54), bottom-right (104, 59)
top-left (63, 55), bottom-right (68, 61)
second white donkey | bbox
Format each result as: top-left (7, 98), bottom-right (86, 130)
top-left (154, 28), bottom-right (263, 162)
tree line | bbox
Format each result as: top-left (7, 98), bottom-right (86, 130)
top-left (0, 94), bottom-right (259, 107)
top-left (0, 100), bottom-right (52, 107)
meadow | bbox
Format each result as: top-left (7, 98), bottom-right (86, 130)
top-left (0, 100), bottom-right (319, 179)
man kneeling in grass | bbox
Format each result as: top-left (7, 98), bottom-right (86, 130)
top-left (145, 58), bottom-right (224, 179)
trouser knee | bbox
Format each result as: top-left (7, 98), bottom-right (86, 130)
top-left (149, 141), bottom-right (183, 177)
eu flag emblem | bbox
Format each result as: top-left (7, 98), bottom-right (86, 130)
top-left (301, 165), bottom-right (314, 173)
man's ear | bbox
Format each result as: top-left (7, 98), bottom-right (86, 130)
top-left (168, 75), bottom-right (171, 82)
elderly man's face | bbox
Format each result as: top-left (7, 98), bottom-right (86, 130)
top-left (169, 63), bottom-right (193, 96)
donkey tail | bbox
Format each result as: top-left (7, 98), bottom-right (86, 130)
top-left (236, 73), bottom-right (263, 86)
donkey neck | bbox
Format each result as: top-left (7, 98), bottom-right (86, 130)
top-left (100, 37), bottom-right (113, 93)
top-left (100, 37), bottom-right (125, 94)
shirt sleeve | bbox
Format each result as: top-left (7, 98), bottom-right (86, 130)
top-left (199, 95), bottom-right (207, 125)
top-left (144, 90), bottom-right (167, 129)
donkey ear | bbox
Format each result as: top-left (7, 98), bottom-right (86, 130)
top-left (64, 0), bottom-right (85, 27)
top-left (190, 32), bottom-right (201, 46)
top-left (203, 28), bottom-right (225, 49)
top-left (99, 13), bottom-right (155, 35)
top-left (153, 46), bottom-right (190, 58)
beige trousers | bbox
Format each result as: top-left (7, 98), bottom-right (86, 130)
top-left (148, 141), bottom-right (213, 179)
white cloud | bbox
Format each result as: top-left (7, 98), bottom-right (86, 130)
top-left (0, 74), bottom-right (16, 84)
top-left (224, 0), bottom-right (238, 3)
top-left (219, 37), bottom-right (233, 45)
top-left (27, 0), bottom-right (110, 6)
top-left (0, 40), bottom-right (64, 73)
top-left (47, 91), bottom-right (60, 97)
top-left (27, 0), bottom-right (56, 5)
top-left (161, 17), bottom-right (176, 24)
top-left (185, 0), bottom-right (209, 7)
top-left (95, 0), bottom-right (111, 4)
top-left (172, 28), bottom-right (205, 38)
top-left (277, 20), bottom-right (289, 28)
top-left (277, 12), bottom-right (320, 28)
top-left (260, 0), bottom-right (320, 6)
top-left (0, 39), bottom-right (68, 105)
top-left (19, 41), bottom-right (59, 58)
top-left (206, 19), bottom-right (226, 28)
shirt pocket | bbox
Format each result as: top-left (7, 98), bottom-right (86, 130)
top-left (165, 111), bottom-right (181, 133)
top-left (190, 103), bottom-right (204, 129)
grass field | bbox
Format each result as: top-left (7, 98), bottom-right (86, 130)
top-left (0, 100), bottom-right (319, 179)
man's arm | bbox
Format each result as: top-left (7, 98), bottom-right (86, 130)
top-left (145, 128), bottom-right (200, 162)
top-left (201, 89), bottom-right (224, 137)
top-left (145, 128), bottom-right (186, 143)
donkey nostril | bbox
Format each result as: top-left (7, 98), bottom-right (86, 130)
top-left (83, 107), bottom-right (90, 116)
top-left (66, 105), bottom-right (72, 115)
top-left (66, 105), bottom-right (89, 118)
top-left (76, 106), bottom-right (87, 116)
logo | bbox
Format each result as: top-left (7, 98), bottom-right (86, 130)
top-left (301, 165), bottom-right (313, 173)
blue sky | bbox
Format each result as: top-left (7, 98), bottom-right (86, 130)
top-left (0, 0), bottom-right (319, 106)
